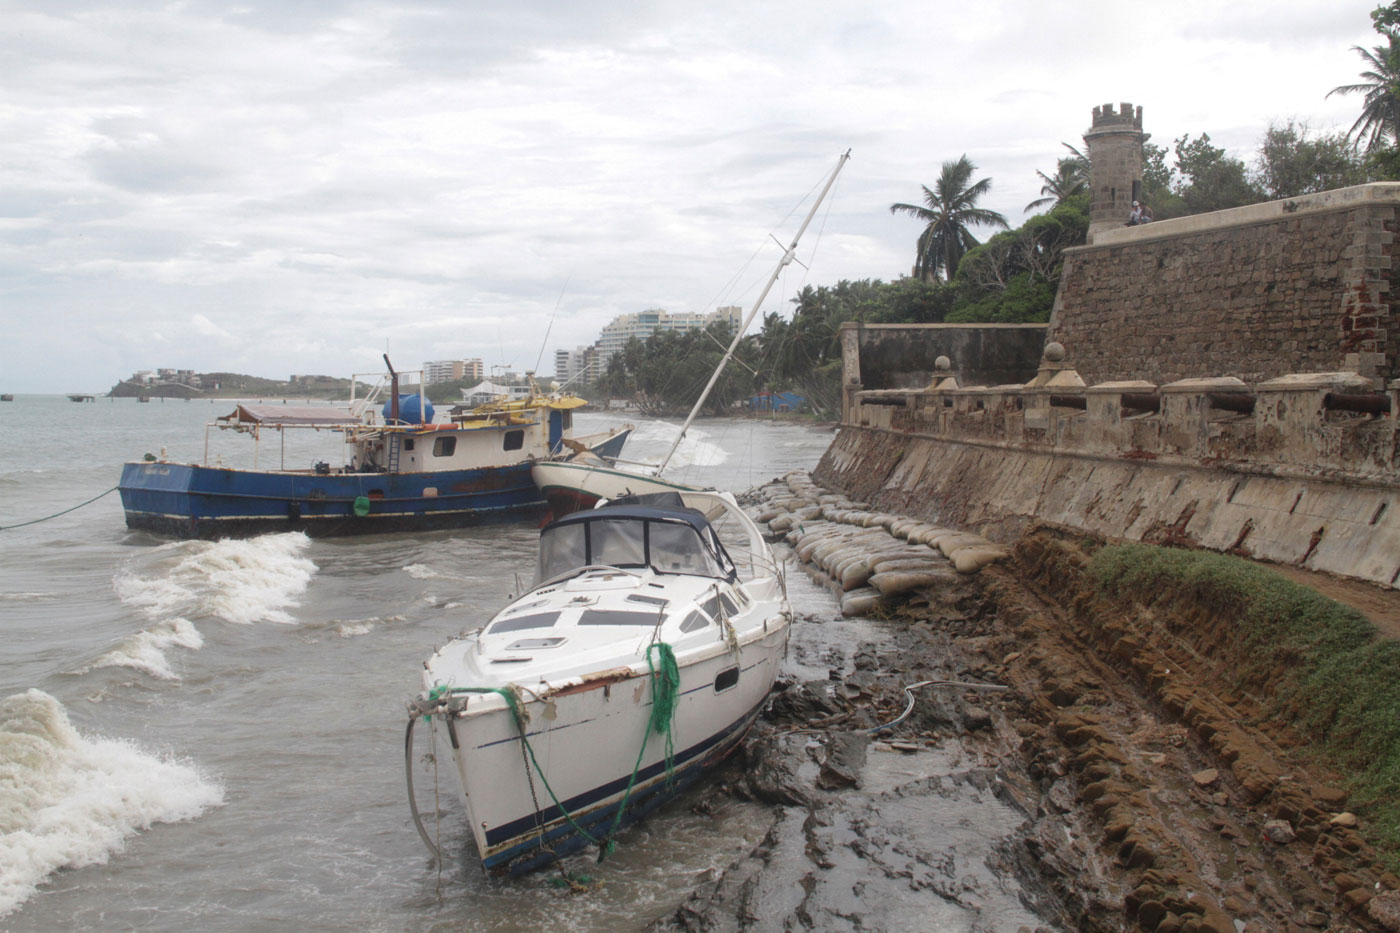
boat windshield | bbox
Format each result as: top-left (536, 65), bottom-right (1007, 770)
top-left (538, 516), bottom-right (729, 582)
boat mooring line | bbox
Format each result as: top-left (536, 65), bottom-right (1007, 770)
top-left (0, 486), bottom-right (120, 531)
top-left (866, 679), bottom-right (1012, 735)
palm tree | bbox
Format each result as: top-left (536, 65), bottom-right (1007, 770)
top-left (1329, 36), bottom-right (1400, 152)
top-left (1025, 156), bottom-right (1088, 213)
top-left (890, 156), bottom-right (1009, 281)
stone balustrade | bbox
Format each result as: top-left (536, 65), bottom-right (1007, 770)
top-left (849, 357), bottom-right (1399, 479)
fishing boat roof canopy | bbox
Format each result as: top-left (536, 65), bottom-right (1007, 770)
top-left (217, 404), bottom-right (361, 426)
top-left (538, 498), bottom-right (737, 583)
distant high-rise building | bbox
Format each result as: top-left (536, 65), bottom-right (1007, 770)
top-left (554, 345), bottom-right (598, 387)
top-left (593, 306), bottom-right (745, 368)
top-left (423, 358), bottom-right (485, 385)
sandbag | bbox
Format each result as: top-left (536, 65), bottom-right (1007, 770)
top-left (840, 587), bottom-right (883, 617)
top-left (868, 551), bottom-right (941, 574)
top-left (839, 559), bottom-right (873, 591)
top-left (935, 533), bottom-right (992, 556)
top-left (909, 526), bottom-right (957, 546)
top-left (950, 545), bottom-right (1011, 574)
top-left (868, 557), bottom-right (947, 575)
top-left (869, 568), bottom-right (958, 596)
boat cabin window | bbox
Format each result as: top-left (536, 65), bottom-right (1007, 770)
top-left (539, 524), bottom-right (587, 581)
top-left (579, 609), bottom-right (662, 626)
top-left (679, 610), bottom-right (710, 633)
top-left (403, 438), bottom-right (415, 451)
top-left (503, 430), bottom-right (524, 451)
top-left (433, 436), bottom-right (457, 457)
top-left (537, 514), bottom-right (730, 583)
top-left (590, 518), bottom-right (646, 568)
top-left (649, 522), bottom-right (714, 574)
top-left (487, 611), bottom-right (560, 634)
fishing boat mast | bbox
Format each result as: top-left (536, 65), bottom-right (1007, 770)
top-left (656, 149), bottom-right (850, 475)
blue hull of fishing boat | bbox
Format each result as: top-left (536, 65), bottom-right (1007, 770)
top-left (119, 431), bottom-right (631, 539)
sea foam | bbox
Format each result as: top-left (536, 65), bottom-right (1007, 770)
top-left (89, 618), bottom-right (205, 681)
top-left (115, 532), bottom-right (316, 626)
top-left (0, 689), bottom-right (224, 917)
top-left (620, 420), bottom-right (728, 472)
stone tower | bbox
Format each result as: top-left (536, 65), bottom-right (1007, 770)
top-left (1084, 102), bottom-right (1149, 243)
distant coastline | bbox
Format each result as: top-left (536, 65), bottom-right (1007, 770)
top-left (108, 371), bottom-right (368, 401)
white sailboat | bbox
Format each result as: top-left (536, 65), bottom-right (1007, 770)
top-left (532, 150), bottom-right (850, 517)
top-left (406, 488), bottom-right (790, 873)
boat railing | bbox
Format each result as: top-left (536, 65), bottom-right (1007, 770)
top-left (349, 369), bottom-right (429, 424)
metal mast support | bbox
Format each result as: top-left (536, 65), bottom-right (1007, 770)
top-left (656, 149), bottom-right (850, 474)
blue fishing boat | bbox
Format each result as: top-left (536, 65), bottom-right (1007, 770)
top-left (118, 361), bottom-right (632, 539)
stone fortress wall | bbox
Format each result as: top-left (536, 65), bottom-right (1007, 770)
top-left (819, 103), bottom-right (1400, 589)
top-left (1050, 182), bottom-right (1400, 387)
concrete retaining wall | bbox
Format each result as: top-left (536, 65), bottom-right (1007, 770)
top-left (820, 367), bottom-right (1400, 588)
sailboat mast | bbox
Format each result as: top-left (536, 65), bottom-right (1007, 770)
top-left (657, 149), bottom-right (850, 475)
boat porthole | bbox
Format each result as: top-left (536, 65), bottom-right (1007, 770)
top-left (714, 667), bottom-right (739, 692)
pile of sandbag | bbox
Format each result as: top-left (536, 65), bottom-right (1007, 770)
top-left (752, 471), bottom-right (1010, 616)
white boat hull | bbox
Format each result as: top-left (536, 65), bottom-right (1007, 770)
top-left (444, 625), bottom-right (787, 873)
top-left (411, 489), bottom-right (791, 873)
top-left (532, 460), bottom-right (703, 518)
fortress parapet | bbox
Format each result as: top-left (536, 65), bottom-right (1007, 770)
top-left (848, 362), bottom-right (1395, 477)
top-left (833, 345), bottom-right (1400, 586)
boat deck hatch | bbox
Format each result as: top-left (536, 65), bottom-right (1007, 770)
top-left (487, 611), bottom-right (560, 634)
top-left (579, 609), bottom-right (664, 626)
top-left (506, 637), bottom-right (567, 650)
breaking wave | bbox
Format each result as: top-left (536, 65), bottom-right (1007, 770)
top-left (0, 689), bottom-right (224, 917)
top-left (617, 420), bottom-right (728, 472)
top-left (89, 619), bottom-right (205, 681)
top-left (114, 532), bottom-right (316, 626)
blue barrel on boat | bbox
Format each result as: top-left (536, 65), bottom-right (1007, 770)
top-left (383, 394), bottom-right (435, 424)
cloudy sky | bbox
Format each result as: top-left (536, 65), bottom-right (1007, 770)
top-left (0, 0), bottom-right (1381, 392)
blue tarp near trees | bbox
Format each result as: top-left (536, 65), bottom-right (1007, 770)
top-left (749, 391), bottom-right (804, 412)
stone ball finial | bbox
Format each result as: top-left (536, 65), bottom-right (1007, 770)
top-left (935, 355), bottom-right (951, 372)
top-left (1043, 342), bottom-right (1066, 363)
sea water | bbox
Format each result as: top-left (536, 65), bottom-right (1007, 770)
top-left (0, 396), bottom-right (832, 930)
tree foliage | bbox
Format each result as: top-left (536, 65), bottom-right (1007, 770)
top-left (889, 156), bottom-right (1009, 282)
top-left (1330, 28), bottom-right (1400, 152)
top-left (1255, 121), bottom-right (1367, 199)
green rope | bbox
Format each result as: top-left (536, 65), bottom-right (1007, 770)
top-left (0, 486), bottom-right (119, 531)
top-left (426, 642), bottom-right (681, 867)
top-left (426, 685), bottom-right (608, 850)
top-left (597, 642), bottom-right (680, 863)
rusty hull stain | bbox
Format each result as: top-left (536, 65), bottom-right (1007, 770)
top-left (545, 666), bottom-right (634, 698)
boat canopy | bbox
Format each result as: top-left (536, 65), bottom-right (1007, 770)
top-left (538, 500), bottom-right (737, 583)
top-left (217, 404), bottom-right (362, 426)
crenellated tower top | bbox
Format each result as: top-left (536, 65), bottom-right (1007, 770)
top-left (1090, 102), bottom-right (1143, 131)
top-left (1084, 102), bottom-right (1149, 243)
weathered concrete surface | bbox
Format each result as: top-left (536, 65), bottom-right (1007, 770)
top-left (815, 425), bottom-right (1400, 589)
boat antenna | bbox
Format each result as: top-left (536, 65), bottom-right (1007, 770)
top-left (656, 149), bottom-right (850, 475)
top-left (384, 354), bottom-right (400, 424)
top-left (534, 276), bottom-right (570, 376)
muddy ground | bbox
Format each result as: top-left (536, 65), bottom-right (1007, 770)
top-left (648, 525), bottom-right (1400, 932)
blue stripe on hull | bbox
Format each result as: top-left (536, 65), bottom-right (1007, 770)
top-left (119, 461), bottom-right (543, 538)
top-left (119, 430), bottom-right (633, 539)
top-left (479, 697), bottom-right (766, 874)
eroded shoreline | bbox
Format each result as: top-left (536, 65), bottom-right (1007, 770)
top-left (647, 472), bottom-right (1400, 932)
